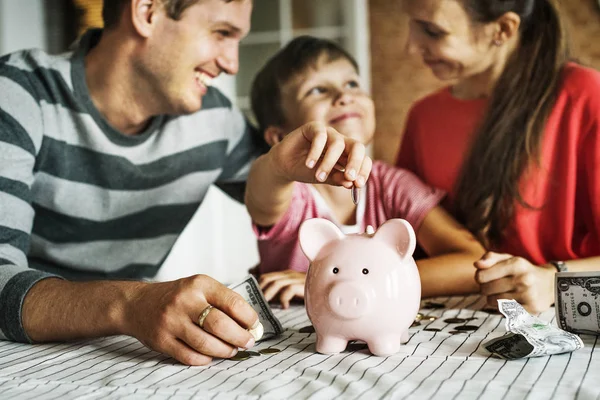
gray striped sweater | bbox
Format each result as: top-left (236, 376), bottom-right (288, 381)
top-left (0, 30), bottom-right (263, 342)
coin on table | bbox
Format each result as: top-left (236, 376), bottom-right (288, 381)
top-left (444, 318), bottom-right (467, 324)
top-left (259, 348), bottom-right (281, 355)
top-left (411, 321), bottom-right (421, 328)
top-left (465, 317), bottom-right (478, 321)
top-left (424, 302), bottom-right (445, 309)
top-left (422, 315), bottom-right (438, 321)
top-left (415, 313), bottom-right (424, 321)
top-left (299, 325), bottom-right (315, 334)
top-left (230, 351), bottom-right (251, 361)
top-left (424, 328), bottom-right (442, 332)
top-left (449, 331), bottom-right (466, 335)
top-left (246, 351), bottom-right (261, 357)
top-left (454, 325), bottom-right (479, 331)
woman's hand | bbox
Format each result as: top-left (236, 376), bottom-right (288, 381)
top-left (259, 270), bottom-right (307, 309)
top-left (475, 252), bottom-right (555, 314)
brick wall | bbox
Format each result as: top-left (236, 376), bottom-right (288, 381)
top-left (369, 0), bottom-right (600, 163)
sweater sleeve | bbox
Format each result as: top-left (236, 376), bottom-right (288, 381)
top-left (0, 56), bottom-right (58, 343)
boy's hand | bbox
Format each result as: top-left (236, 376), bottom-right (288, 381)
top-left (259, 270), bottom-right (306, 309)
top-left (268, 121), bottom-right (372, 189)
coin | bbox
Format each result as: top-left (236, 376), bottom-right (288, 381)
top-left (351, 186), bottom-right (359, 205)
top-left (246, 351), bottom-right (261, 357)
top-left (449, 330), bottom-right (466, 335)
top-left (230, 351), bottom-right (250, 361)
top-left (299, 325), bottom-right (315, 334)
top-left (411, 321), bottom-right (421, 328)
top-left (259, 348), bottom-right (281, 355)
top-left (465, 317), bottom-right (478, 321)
top-left (424, 328), bottom-right (442, 332)
top-left (444, 318), bottom-right (467, 324)
top-left (415, 313), bottom-right (424, 321)
top-left (454, 325), bottom-right (479, 331)
top-left (422, 315), bottom-right (438, 321)
top-left (424, 302), bottom-right (445, 309)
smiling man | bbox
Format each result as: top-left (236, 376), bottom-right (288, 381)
top-left (0, 0), bottom-right (370, 365)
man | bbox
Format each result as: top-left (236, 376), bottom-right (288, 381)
top-left (0, 0), bottom-right (370, 366)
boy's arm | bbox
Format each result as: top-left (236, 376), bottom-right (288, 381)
top-left (416, 206), bottom-right (485, 297)
top-left (245, 122), bottom-right (371, 227)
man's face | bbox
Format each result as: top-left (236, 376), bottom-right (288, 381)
top-left (280, 57), bottom-right (375, 145)
top-left (137, 0), bottom-right (252, 115)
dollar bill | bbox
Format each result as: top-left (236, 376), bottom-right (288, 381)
top-left (484, 299), bottom-right (584, 360)
top-left (555, 271), bottom-right (600, 335)
top-left (229, 275), bottom-right (283, 341)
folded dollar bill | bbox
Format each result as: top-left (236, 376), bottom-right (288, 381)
top-left (229, 275), bottom-right (284, 341)
top-left (484, 299), bottom-right (584, 360)
top-left (556, 271), bottom-right (600, 335)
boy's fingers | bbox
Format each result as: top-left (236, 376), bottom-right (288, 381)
top-left (315, 131), bottom-right (346, 182)
top-left (356, 155), bottom-right (372, 188)
top-left (343, 141), bottom-right (366, 182)
top-left (302, 123), bottom-right (329, 168)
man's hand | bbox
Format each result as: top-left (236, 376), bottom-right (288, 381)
top-left (124, 275), bottom-right (259, 366)
top-left (267, 121), bottom-right (372, 189)
top-left (259, 270), bottom-right (306, 309)
top-left (475, 252), bottom-right (555, 314)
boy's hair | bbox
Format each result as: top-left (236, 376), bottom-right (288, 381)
top-left (250, 36), bottom-right (359, 134)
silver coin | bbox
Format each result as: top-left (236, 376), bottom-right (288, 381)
top-left (259, 348), bottom-right (281, 355)
top-left (351, 186), bottom-right (359, 205)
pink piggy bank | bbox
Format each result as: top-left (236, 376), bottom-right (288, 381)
top-left (299, 218), bottom-right (421, 356)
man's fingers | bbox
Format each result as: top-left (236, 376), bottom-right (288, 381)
top-left (203, 284), bottom-right (258, 331)
top-left (279, 284), bottom-right (304, 309)
top-left (196, 307), bottom-right (255, 350)
top-left (479, 276), bottom-right (515, 296)
top-left (162, 336), bottom-right (213, 366)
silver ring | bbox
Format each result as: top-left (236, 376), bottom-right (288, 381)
top-left (198, 305), bottom-right (214, 328)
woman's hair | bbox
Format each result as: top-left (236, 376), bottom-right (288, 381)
top-left (453, 0), bottom-right (570, 248)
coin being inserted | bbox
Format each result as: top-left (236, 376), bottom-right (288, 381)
top-left (248, 321), bottom-right (264, 341)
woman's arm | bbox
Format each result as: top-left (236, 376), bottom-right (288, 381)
top-left (416, 206), bottom-right (485, 297)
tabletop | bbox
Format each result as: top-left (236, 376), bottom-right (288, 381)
top-left (0, 295), bottom-right (598, 400)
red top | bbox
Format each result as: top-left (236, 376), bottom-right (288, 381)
top-left (396, 63), bottom-right (600, 265)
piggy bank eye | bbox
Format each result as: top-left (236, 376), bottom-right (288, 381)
top-left (362, 268), bottom-right (369, 275)
top-left (333, 267), bottom-right (339, 274)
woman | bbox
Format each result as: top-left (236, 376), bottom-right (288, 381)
top-left (396, 0), bottom-right (600, 313)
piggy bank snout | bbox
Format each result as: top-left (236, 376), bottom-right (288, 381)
top-left (328, 281), bottom-right (370, 319)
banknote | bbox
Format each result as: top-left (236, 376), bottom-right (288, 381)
top-left (484, 299), bottom-right (584, 360)
top-left (229, 275), bottom-right (283, 341)
top-left (555, 271), bottom-right (600, 335)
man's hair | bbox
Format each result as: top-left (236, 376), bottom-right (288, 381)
top-left (250, 36), bottom-right (359, 134)
top-left (102, 0), bottom-right (238, 29)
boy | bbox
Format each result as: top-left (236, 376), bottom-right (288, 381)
top-left (245, 36), bottom-right (485, 308)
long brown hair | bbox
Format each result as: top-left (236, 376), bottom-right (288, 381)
top-left (453, 0), bottom-right (570, 248)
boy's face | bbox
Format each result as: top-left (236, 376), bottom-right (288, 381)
top-left (280, 57), bottom-right (375, 144)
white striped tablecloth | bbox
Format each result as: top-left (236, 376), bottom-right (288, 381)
top-left (0, 295), bottom-right (598, 399)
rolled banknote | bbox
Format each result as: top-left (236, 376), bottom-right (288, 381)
top-left (229, 275), bottom-right (283, 341)
top-left (555, 271), bottom-right (600, 335)
top-left (484, 299), bottom-right (584, 360)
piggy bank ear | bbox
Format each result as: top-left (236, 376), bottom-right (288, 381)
top-left (373, 219), bottom-right (416, 259)
top-left (299, 218), bottom-right (344, 261)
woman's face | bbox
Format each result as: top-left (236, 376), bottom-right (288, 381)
top-left (404, 0), bottom-right (498, 81)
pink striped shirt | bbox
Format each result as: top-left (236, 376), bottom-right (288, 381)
top-left (253, 161), bottom-right (446, 274)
